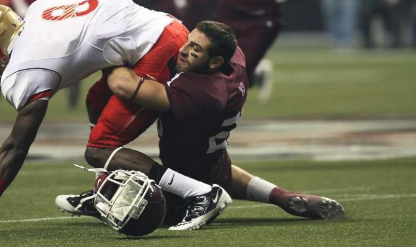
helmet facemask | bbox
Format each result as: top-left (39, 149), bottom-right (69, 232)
top-left (72, 164), bottom-right (166, 237)
top-left (95, 170), bottom-right (156, 233)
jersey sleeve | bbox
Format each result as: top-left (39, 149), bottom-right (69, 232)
top-left (1, 69), bottom-right (60, 110)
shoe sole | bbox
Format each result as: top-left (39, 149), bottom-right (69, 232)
top-left (288, 196), bottom-right (345, 220)
top-left (169, 189), bottom-right (232, 231)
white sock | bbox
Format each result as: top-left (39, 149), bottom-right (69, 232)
top-left (158, 168), bottom-right (212, 198)
top-left (246, 177), bottom-right (277, 203)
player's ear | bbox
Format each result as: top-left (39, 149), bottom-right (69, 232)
top-left (209, 56), bottom-right (224, 70)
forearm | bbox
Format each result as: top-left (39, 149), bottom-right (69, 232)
top-left (0, 100), bottom-right (47, 196)
top-left (107, 67), bottom-right (171, 112)
top-left (0, 135), bottom-right (29, 188)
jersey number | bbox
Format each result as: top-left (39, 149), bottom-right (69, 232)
top-left (157, 111), bottom-right (242, 154)
top-left (206, 111), bottom-right (241, 154)
top-left (42, 0), bottom-right (98, 21)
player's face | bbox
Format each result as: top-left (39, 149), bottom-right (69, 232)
top-left (176, 29), bottom-right (211, 73)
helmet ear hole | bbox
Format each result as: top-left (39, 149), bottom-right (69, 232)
top-left (94, 170), bottom-right (166, 237)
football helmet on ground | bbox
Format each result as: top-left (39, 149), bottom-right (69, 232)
top-left (95, 169), bottom-right (166, 236)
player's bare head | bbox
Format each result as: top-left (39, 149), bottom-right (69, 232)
top-left (195, 21), bottom-right (237, 67)
top-left (0, 5), bottom-right (23, 75)
top-left (176, 21), bottom-right (237, 74)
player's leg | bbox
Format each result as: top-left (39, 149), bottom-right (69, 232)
top-left (57, 75), bottom-right (163, 217)
top-left (229, 164), bottom-right (345, 220)
top-left (55, 75), bottom-right (129, 216)
top-left (235, 20), bottom-right (280, 86)
top-left (59, 145), bottom-right (232, 230)
top-left (85, 76), bottom-right (113, 127)
top-left (57, 148), bottom-right (231, 230)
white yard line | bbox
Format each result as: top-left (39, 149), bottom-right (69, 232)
top-left (225, 193), bottom-right (416, 210)
top-left (302, 187), bottom-right (371, 194)
top-left (1, 193), bottom-right (415, 224)
top-left (340, 193), bottom-right (416, 202)
top-left (0, 216), bottom-right (75, 223)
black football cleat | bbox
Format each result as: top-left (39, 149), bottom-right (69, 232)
top-left (55, 190), bottom-right (101, 219)
top-left (169, 184), bottom-right (232, 230)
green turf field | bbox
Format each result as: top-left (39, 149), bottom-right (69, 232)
top-left (0, 158), bottom-right (415, 247)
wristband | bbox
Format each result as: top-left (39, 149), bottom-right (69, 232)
top-left (129, 77), bottom-right (145, 102)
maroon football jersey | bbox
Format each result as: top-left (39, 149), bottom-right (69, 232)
top-left (158, 47), bottom-right (248, 183)
top-left (216, 0), bottom-right (283, 22)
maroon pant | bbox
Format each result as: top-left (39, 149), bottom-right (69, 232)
top-left (216, 0), bottom-right (284, 87)
top-left (218, 18), bottom-right (282, 86)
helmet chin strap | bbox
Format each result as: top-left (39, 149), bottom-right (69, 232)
top-left (72, 146), bottom-right (125, 175)
top-left (73, 164), bottom-right (108, 174)
top-left (104, 146), bottom-right (124, 170)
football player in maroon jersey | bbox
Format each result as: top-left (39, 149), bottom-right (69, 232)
top-left (57, 21), bottom-right (345, 228)
top-left (108, 20), bottom-right (345, 224)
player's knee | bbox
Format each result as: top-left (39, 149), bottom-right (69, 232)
top-left (84, 146), bottom-right (110, 168)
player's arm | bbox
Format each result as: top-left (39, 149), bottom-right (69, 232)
top-left (107, 67), bottom-right (170, 112)
top-left (0, 100), bottom-right (48, 196)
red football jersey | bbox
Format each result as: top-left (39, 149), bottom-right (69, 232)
top-left (158, 47), bottom-right (248, 183)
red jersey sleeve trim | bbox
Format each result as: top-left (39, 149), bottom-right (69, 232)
top-left (26, 90), bottom-right (53, 105)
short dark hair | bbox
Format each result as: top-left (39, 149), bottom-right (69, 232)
top-left (196, 20), bottom-right (237, 66)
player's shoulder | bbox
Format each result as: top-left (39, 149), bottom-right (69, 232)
top-left (172, 72), bottom-right (228, 108)
top-left (173, 72), bottom-right (226, 90)
top-left (230, 47), bottom-right (246, 68)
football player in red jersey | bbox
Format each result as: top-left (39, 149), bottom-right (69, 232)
top-left (58, 20), bottom-right (345, 228)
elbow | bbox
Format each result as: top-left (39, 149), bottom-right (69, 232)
top-left (108, 75), bottom-right (131, 101)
